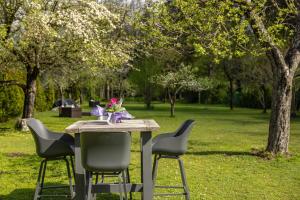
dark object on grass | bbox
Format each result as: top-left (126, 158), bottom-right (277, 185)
top-left (52, 99), bottom-right (77, 108)
top-left (82, 111), bottom-right (91, 116)
top-left (59, 107), bottom-right (82, 118)
top-left (89, 99), bottom-right (100, 107)
top-left (26, 118), bottom-right (75, 200)
top-left (152, 119), bottom-right (195, 200)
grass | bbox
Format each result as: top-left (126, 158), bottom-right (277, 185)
top-left (0, 103), bottom-right (299, 200)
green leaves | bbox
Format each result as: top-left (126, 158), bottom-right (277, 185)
top-left (154, 64), bottom-right (213, 93)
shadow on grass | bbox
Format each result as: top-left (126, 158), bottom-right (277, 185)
top-left (0, 188), bottom-right (122, 200)
top-left (186, 150), bottom-right (253, 156)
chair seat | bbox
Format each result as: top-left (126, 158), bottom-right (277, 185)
top-left (39, 133), bottom-right (74, 158)
top-left (152, 120), bottom-right (195, 156)
top-left (152, 136), bottom-right (185, 156)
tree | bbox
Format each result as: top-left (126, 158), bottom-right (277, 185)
top-left (0, 0), bottom-right (121, 125)
top-left (129, 57), bottom-right (161, 109)
top-left (155, 65), bottom-right (212, 117)
top-left (222, 59), bottom-right (243, 110)
top-left (174, 0), bottom-right (300, 154)
top-left (239, 55), bottom-right (273, 113)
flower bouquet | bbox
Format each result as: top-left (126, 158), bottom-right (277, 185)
top-left (90, 98), bottom-right (134, 124)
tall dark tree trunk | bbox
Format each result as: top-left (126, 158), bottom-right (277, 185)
top-left (223, 61), bottom-right (234, 110)
top-left (261, 84), bottom-right (267, 114)
top-left (291, 83), bottom-right (297, 118)
top-left (229, 79), bottom-right (234, 110)
top-left (106, 80), bottom-right (110, 100)
top-left (22, 66), bottom-right (39, 119)
top-left (59, 86), bottom-right (64, 106)
top-left (80, 89), bottom-right (83, 105)
top-left (144, 83), bottom-right (152, 110)
top-left (297, 89), bottom-right (300, 112)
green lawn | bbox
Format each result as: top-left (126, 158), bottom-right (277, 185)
top-left (0, 103), bottom-right (299, 200)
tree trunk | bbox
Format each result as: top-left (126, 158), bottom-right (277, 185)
top-left (144, 83), bottom-right (152, 110)
top-left (22, 67), bottom-right (39, 119)
top-left (261, 85), bottom-right (267, 114)
top-left (168, 90), bottom-right (176, 117)
top-left (297, 89), bottom-right (300, 112)
top-left (267, 76), bottom-right (293, 154)
top-left (291, 82), bottom-right (297, 118)
top-left (80, 89), bottom-right (83, 105)
top-left (229, 79), bottom-right (234, 110)
top-left (59, 86), bottom-right (64, 107)
top-left (266, 48), bottom-right (296, 154)
top-left (106, 80), bottom-right (110, 100)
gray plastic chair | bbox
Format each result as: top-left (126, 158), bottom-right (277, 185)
top-left (80, 132), bottom-right (131, 200)
top-left (27, 118), bottom-right (75, 200)
top-left (152, 119), bottom-right (195, 200)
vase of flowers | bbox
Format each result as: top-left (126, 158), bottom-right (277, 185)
top-left (90, 98), bottom-right (134, 123)
top-left (106, 98), bottom-right (125, 123)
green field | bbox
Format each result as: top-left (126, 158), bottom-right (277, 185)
top-left (0, 103), bottom-right (299, 200)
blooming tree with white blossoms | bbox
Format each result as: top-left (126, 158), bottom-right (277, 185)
top-left (155, 65), bottom-right (213, 117)
top-left (0, 0), bottom-right (131, 126)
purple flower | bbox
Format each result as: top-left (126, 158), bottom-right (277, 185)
top-left (90, 105), bottom-right (105, 116)
top-left (121, 111), bottom-right (134, 119)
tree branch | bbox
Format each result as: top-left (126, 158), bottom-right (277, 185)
top-left (244, 0), bottom-right (289, 75)
top-left (0, 80), bottom-right (26, 90)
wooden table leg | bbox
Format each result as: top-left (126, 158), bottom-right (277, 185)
top-left (74, 133), bottom-right (86, 200)
top-left (140, 131), bottom-right (153, 200)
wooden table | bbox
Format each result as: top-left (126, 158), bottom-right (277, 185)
top-left (65, 119), bottom-right (160, 200)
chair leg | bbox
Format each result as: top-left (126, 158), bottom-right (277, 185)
top-left (34, 160), bottom-right (45, 200)
top-left (92, 173), bottom-right (99, 200)
top-left (64, 157), bottom-right (74, 198)
top-left (122, 170), bottom-right (128, 200)
top-left (126, 168), bottom-right (132, 200)
top-left (118, 173), bottom-right (124, 200)
top-left (70, 156), bottom-right (75, 182)
top-left (86, 172), bottom-right (93, 200)
top-left (178, 158), bottom-right (190, 200)
top-left (152, 155), bottom-right (159, 186)
top-left (39, 159), bottom-right (47, 196)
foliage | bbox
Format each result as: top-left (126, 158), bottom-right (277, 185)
top-left (44, 80), bottom-right (55, 110)
top-left (34, 79), bottom-right (47, 112)
top-left (154, 65), bottom-right (213, 93)
top-left (154, 64), bottom-right (213, 116)
top-left (0, 0), bottom-right (135, 119)
top-left (0, 86), bottom-right (23, 122)
top-left (174, 0), bottom-right (297, 61)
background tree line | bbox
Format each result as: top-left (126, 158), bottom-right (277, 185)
top-left (1, 0), bottom-right (300, 155)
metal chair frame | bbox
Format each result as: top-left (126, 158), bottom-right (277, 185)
top-left (94, 169), bottom-right (132, 200)
top-left (86, 170), bottom-right (129, 200)
top-left (33, 156), bottom-right (75, 200)
top-left (152, 154), bottom-right (190, 200)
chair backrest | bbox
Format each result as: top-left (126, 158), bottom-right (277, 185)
top-left (174, 119), bottom-right (195, 137)
top-left (174, 119), bottom-right (195, 154)
top-left (27, 118), bottom-right (51, 157)
top-left (80, 132), bottom-right (131, 172)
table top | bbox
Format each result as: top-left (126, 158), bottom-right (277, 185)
top-left (65, 119), bottom-right (160, 134)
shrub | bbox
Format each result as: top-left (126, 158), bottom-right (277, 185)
top-left (0, 86), bottom-right (24, 122)
top-left (35, 79), bottom-right (48, 112)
